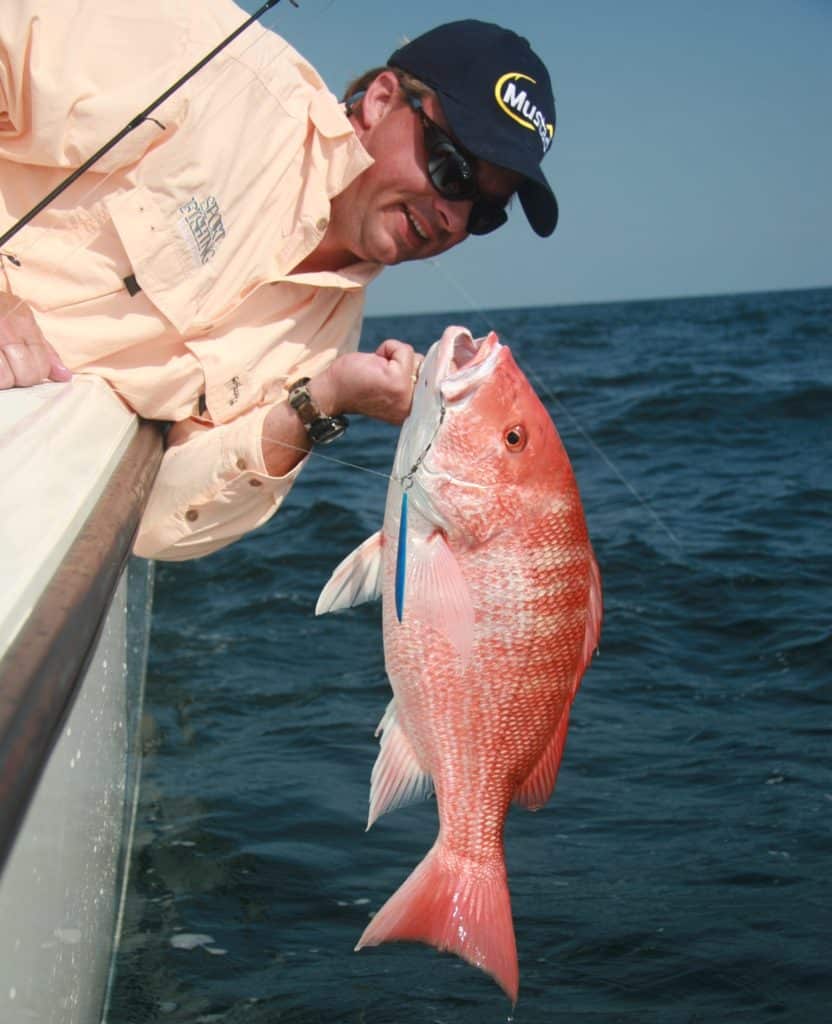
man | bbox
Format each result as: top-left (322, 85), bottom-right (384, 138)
top-left (0, 1), bottom-right (558, 560)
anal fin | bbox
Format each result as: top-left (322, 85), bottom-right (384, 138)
top-left (513, 706), bottom-right (572, 811)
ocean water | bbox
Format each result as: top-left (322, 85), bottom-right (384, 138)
top-left (110, 287), bottom-right (831, 1023)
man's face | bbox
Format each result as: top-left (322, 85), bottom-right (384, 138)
top-left (332, 73), bottom-right (521, 266)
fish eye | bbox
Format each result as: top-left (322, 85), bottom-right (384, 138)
top-left (504, 424), bottom-right (527, 451)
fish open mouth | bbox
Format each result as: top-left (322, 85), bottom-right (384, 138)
top-left (440, 329), bottom-right (502, 402)
top-left (448, 331), bottom-right (482, 374)
top-left (394, 326), bottom-right (502, 497)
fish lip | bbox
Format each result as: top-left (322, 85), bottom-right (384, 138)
top-left (439, 330), bottom-right (502, 403)
top-left (392, 328), bottom-right (499, 518)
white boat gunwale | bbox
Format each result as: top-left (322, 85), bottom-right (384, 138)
top-left (0, 411), bottom-right (163, 875)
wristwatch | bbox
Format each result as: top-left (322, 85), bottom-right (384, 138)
top-left (287, 377), bottom-right (348, 445)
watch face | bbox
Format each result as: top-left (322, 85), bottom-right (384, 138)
top-left (309, 415), bottom-right (348, 445)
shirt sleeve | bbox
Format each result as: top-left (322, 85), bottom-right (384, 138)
top-left (133, 400), bottom-right (307, 561)
top-left (0, 0), bottom-right (239, 169)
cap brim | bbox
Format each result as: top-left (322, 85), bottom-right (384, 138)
top-left (431, 89), bottom-right (559, 238)
top-left (518, 171), bottom-right (559, 238)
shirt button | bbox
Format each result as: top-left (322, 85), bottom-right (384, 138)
top-left (236, 458), bottom-right (247, 471)
top-left (316, 217), bottom-right (329, 233)
top-left (249, 478), bottom-right (263, 488)
top-left (185, 509), bottom-right (199, 522)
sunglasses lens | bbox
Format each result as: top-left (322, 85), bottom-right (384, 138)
top-left (467, 202), bottom-right (509, 236)
top-left (427, 143), bottom-right (476, 200)
top-left (407, 93), bottom-right (509, 235)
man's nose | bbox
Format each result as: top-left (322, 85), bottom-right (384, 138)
top-left (433, 195), bottom-right (471, 237)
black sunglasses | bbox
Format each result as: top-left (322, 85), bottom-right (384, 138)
top-left (402, 91), bottom-right (509, 236)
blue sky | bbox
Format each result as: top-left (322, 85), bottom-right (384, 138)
top-left (243, 0), bottom-right (831, 316)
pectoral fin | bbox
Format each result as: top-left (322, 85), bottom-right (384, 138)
top-left (403, 531), bottom-right (475, 666)
top-left (315, 530), bottom-right (383, 615)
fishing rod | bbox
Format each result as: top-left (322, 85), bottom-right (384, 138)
top-left (0, 1), bottom-right (683, 557)
top-left (0, 0), bottom-right (295, 251)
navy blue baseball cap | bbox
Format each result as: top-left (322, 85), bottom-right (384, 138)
top-left (388, 20), bottom-right (559, 237)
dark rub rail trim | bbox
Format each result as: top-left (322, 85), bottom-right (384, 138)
top-left (0, 419), bottom-right (163, 876)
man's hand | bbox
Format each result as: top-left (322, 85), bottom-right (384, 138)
top-left (0, 293), bottom-right (72, 389)
top-left (313, 340), bottom-right (423, 425)
top-left (261, 340), bottom-right (423, 478)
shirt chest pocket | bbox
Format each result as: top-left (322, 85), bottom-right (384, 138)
top-left (9, 186), bottom-right (214, 324)
top-left (104, 186), bottom-right (217, 335)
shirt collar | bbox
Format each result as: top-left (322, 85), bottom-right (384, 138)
top-left (284, 260), bottom-right (383, 289)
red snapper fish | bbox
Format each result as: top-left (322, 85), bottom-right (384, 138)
top-left (316, 326), bottom-right (602, 1002)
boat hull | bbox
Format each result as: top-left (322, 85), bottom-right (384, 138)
top-left (0, 559), bottom-right (153, 1023)
top-left (0, 377), bottom-right (162, 1023)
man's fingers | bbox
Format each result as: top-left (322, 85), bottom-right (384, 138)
top-left (0, 292), bottom-right (70, 387)
top-left (45, 341), bottom-right (72, 382)
top-left (375, 339), bottom-right (423, 393)
top-left (0, 338), bottom-right (71, 388)
top-left (374, 337), bottom-right (402, 359)
top-left (0, 293), bottom-right (71, 387)
top-left (375, 338), bottom-right (415, 368)
top-left (0, 350), bottom-right (15, 389)
top-left (1, 340), bottom-right (47, 387)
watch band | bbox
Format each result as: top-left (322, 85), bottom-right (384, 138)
top-left (287, 377), bottom-right (348, 446)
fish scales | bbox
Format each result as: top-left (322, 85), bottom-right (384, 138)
top-left (316, 325), bottom-right (602, 1004)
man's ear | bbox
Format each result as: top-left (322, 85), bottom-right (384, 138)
top-left (353, 70), bottom-right (401, 132)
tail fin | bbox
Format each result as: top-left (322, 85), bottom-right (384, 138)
top-left (355, 841), bottom-right (518, 1003)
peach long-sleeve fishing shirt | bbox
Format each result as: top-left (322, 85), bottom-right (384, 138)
top-left (0, 0), bottom-right (381, 560)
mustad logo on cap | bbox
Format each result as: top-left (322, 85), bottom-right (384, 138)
top-left (494, 72), bottom-right (554, 154)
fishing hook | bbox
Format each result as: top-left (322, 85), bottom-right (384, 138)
top-left (399, 401), bottom-right (445, 491)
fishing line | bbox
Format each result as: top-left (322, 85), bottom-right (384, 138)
top-left (2, 0), bottom-right (683, 559)
top-left (259, 353), bottom-right (442, 491)
top-left (420, 257), bottom-right (686, 555)
top-left (400, 401), bottom-right (445, 491)
top-left (253, 434), bottom-right (394, 483)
